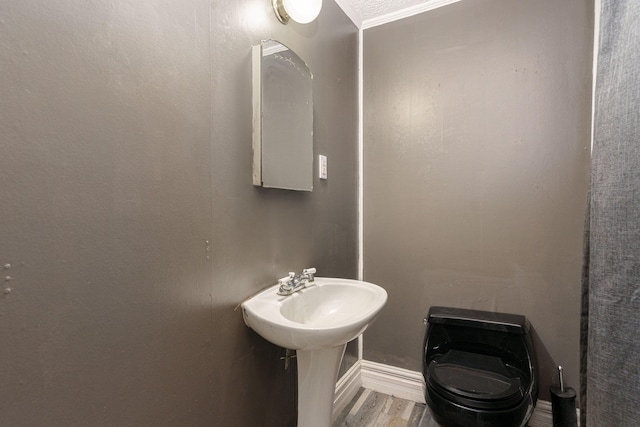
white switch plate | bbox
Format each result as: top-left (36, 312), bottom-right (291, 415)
top-left (319, 155), bottom-right (328, 179)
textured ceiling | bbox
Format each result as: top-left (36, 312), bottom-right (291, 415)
top-left (335, 0), bottom-right (456, 28)
top-left (346, 0), bottom-right (432, 22)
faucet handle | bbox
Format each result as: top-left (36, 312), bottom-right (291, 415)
top-left (278, 272), bottom-right (296, 285)
top-left (302, 268), bottom-right (316, 282)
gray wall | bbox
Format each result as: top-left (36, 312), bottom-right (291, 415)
top-left (0, 1), bottom-right (358, 426)
top-left (363, 0), bottom-right (592, 402)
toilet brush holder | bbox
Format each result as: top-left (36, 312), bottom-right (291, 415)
top-left (550, 366), bottom-right (577, 427)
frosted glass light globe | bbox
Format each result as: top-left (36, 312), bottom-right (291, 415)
top-left (276, 0), bottom-right (322, 24)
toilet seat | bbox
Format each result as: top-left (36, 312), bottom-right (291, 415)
top-left (426, 349), bottom-right (525, 410)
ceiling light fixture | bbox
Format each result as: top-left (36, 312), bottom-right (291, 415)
top-left (272, 0), bottom-right (322, 24)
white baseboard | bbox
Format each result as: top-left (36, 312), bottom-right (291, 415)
top-left (360, 360), bottom-right (426, 404)
top-left (332, 361), bottom-right (363, 420)
top-left (334, 360), bottom-right (578, 427)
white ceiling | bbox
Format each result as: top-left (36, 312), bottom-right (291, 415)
top-left (334, 0), bottom-right (462, 28)
top-left (348, 0), bottom-right (430, 21)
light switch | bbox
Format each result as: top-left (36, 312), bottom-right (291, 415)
top-left (319, 155), bottom-right (328, 180)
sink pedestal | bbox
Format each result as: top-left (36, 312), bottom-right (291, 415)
top-left (296, 344), bottom-right (347, 427)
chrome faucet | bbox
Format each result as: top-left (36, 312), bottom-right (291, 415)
top-left (277, 268), bottom-right (316, 296)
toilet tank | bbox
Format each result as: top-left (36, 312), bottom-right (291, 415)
top-left (423, 306), bottom-right (536, 386)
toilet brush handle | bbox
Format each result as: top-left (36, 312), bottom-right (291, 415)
top-left (558, 365), bottom-right (564, 392)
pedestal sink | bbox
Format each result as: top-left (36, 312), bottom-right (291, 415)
top-left (241, 277), bottom-right (387, 427)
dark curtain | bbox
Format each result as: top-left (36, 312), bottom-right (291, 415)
top-left (583, 1), bottom-right (640, 425)
top-left (579, 190), bottom-right (590, 427)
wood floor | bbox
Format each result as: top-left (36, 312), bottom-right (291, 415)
top-left (333, 389), bottom-right (543, 427)
top-left (333, 388), bottom-right (441, 427)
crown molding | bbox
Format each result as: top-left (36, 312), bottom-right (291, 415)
top-left (362, 0), bottom-right (463, 29)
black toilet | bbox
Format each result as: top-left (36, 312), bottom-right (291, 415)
top-left (423, 306), bottom-right (538, 427)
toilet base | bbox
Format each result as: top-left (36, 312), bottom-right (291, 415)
top-left (426, 385), bottom-right (535, 427)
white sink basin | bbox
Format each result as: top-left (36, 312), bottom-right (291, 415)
top-left (242, 277), bottom-right (387, 350)
top-left (241, 276), bottom-right (387, 427)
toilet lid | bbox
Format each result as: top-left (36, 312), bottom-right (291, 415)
top-left (427, 350), bottom-right (525, 410)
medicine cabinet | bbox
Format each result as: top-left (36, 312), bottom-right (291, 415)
top-left (252, 40), bottom-right (313, 191)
